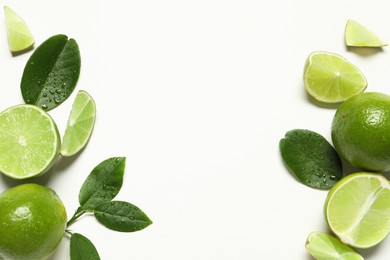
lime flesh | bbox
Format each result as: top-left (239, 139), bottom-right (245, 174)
top-left (303, 51), bottom-right (367, 103)
top-left (345, 19), bottom-right (387, 47)
top-left (0, 104), bottom-right (60, 179)
top-left (325, 173), bottom-right (390, 248)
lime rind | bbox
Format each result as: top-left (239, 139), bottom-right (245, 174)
top-left (345, 19), bottom-right (387, 47)
top-left (4, 6), bottom-right (35, 53)
top-left (304, 51), bottom-right (367, 103)
top-left (61, 90), bottom-right (96, 157)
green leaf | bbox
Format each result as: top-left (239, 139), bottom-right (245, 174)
top-left (21, 34), bottom-right (81, 111)
top-left (94, 201), bottom-right (153, 232)
top-left (79, 157), bottom-right (126, 211)
top-left (279, 129), bottom-right (343, 190)
top-left (70, 233), bottom-right (100, 260)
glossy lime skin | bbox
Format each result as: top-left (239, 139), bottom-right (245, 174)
top-left (0, 183), bottom-right (67, 260)
top-left (332, 92), bottom-right (390, 172)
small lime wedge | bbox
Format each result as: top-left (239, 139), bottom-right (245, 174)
top-left (61, 90), bottom-right (96, 157)
top-left (4, 6), bottom-right (35, 53)
top-left (325, 172), bottom-right (390, 248)
top-left (0, 104), bottom-right (60, 179)
top-left (306, 232), bottom-right (363, 260)
top-left (303, 51), bottom-right (367, 103)
top-left (345, 19), bottom-right (387, 47)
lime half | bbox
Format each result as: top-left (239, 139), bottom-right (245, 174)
top-left (306, 232), bottom-right (363, 260)
top-left (325, 173), bottom-right (390, 248)
top-left (0, 104), bottom-right (60, 179)
top-left (61, 90), bottom-right (96, 157)
top-left (303, 51), bottom-right (367, 103)
top-left (345, 19), bottom-right (387, 47)
top-left (4, 6), bottom-right (34, 53)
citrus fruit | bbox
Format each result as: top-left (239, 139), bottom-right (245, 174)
top-left (4, 6), bottom-right (35, 53)
top-left (324, 172), bottom-right (390, 248)
top-left (345, 19), bottom-right (387, 47)
top-left (331, 92), bottom-right (390, 172)
top-left (0, 104), bottom-right (60, 179)
top-left (0, 183), bottom-right (67, 259)
top-left (303, 51), bottom-right (367, 103)
top-left (306, 231), bottom-right (363, 260)
top-left (61, 90), bottom-right (96, 157)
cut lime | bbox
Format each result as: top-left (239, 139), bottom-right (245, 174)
top-left (325, 172), bottom-right (390, 248)
top-left (4, 6), bottom-right (35, 53)
top-left (303, 51), bottom-right (367, 103)
top-left (0, 104), bottom-right (60, 179)
top-left (345, 19), bottom-right (387, 47)
top-left (306, 232), bottom-right (363, 260)
top-left (61, 90), bottom-right (96, 157)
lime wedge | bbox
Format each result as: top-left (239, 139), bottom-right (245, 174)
top-left (325, 172), bottom-right (390, 248)
top-left (303, 51), bottom-right (367, 103)
top-left (306, 232), bottom-right (363, 260)
top-left (61, 90), bottom-right (96, 157)
top-left (4, 6), bottom-right (35, 53)
top-left (345, 19), bottom-right (387, 47)
top-left (0, 104), bottom-right (60, 179)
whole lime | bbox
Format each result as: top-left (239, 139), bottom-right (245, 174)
top-left (0, 183), bottom-right (67, 260)
top-left (332, 92), bottom-right (390, 172)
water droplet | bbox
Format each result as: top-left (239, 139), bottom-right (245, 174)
top-left (322, 178), bottom-right (327, 183)
top-left (54, 98), bottom-right (61, 104)
top-left (49, 89), bottom-right (55, 94)
top-left (56, 89), bottom-right (61, 94)
top-left (330, 175), bottom-right (338, 180)
top-left (42, 93), bottom-right (47, 97)
top-left (41, 104), bottom-right (48, 110)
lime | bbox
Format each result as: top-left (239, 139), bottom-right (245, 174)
top-left (345, 19), bottom-right (387, 47)
top-left (324, 172), bottom-right (390, 248)
top-left (61, 90), bottom-right (96, 157)
top-left (0, 104), bottom-right (60, 179)
top-left (0, 183), bottom-right (67, 260)
top-left (303, 51), bottom-right (367, 103)
top-left (332, 92), bottom-right (390, 172)
top-left (306, 231), bottom-right (363, 260)
top-left (4, 6), bottom-right (34, 53)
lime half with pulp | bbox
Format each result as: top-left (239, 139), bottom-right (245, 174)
top-left (345, 19), bottom-right (387, 47)
top-left (303, 51), bottom-right (367, 103)
top-left (0, 104), bottom-right (60, 179)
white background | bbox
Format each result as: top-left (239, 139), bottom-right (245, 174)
top-left (0, 0), bottom-right (389, 259)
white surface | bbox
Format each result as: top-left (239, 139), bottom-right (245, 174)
top-left (0, 0), bottom-right (389, 259)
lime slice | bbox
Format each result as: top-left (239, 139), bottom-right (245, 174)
top-left (303, 51), bottom-right (367, 103)
top-left (345, 19), bottom-right (387, 47)
top-left (4, 6), bottom-right (35, 53)
top-left (0, 104), bottom-right (60, 179)
top-left (61, 90), bottom-right (96, 157)
top-left (306, 232), bottom-right (363, 260)
top-left (325, 172), bottom-right (390, 248)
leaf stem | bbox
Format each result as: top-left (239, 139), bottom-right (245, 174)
top-left (67, 207), bottom-right (86, 227)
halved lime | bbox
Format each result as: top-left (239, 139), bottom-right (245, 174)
top-left (306, 232), bottom-right (363, 260)
top-left (0, 104), bottom-right (60, 179)
top-left (345, 19), bottom-right (387, 47)
top-left (303, 51), bottom-right (367, 103)
top-left (4, 6), bottom-right (35, 53)
top-left (325, 172), bottom-right (390, 248)
top-left (61, 90), bottom-right (96, 157)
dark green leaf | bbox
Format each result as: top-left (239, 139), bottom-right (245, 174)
top-left (70, 233), bottom-right (100, 260)
top-left (94, 201), bottom-right (152, 232)
top-left (279, 129), bottom-right (342, 190)
top-left (79, 157), bottom-right (126, 211)
top-left (21, 34), bottom-right (81, 111)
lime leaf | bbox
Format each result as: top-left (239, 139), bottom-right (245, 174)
top-left (306, 232), bottom-right (364, 260)
top-left (345, 19), bottom-right (387, 47)
top-left (21, 34), bottom-right (81, 111)
top-left (4, 6), bottom-right (34, 53)
top-left (279, 129), bottom-right (342, 190)
top-left (94, 201), bottom-right (152, 232)
top-left (70, 233), bottom-right (100, 260)
top-left (79, 157), bottom-right (126, 211)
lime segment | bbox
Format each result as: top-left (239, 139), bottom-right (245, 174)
top-left (303, 51), bottom-right (367, 103)
top-left (306, 232), bottom-right (363, 260)
top-left (0, 104), bottom-right (60, 179)
top-left (325, 173), bottom-right (390, 248)
top-left (4, 6), bottom-right (34, 53)
top-left (345, 19), bottom-right (387, 47)
top-left (61, 90), bottom-right (96, 157)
